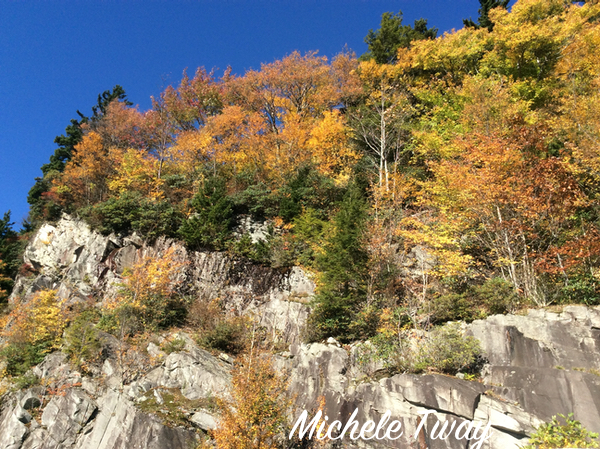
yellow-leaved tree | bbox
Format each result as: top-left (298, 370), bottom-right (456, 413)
top-left (212, 352), bottom-right (290, 449)
top-left (107, 148), bottom-right (166, 200)
top-left (0, 289), bottom-right (67, 376)
top-left (103, 246), bottom-right (187, 334)
top-left (308, 110), bottom-right (361, 184)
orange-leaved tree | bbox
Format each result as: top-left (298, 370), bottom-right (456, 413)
top-left (50, 131), bottom-right (123, 209)
top-left (212, 352), bottom-right (290, 449)
top-left (425, 124), bottom-right (589, 305)
top-left (217, 51), bottom-right (360, 185)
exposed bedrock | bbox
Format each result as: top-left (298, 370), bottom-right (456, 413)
top-left (2, 216), bottom-right (600, 448)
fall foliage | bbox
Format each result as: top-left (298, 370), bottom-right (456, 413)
top-left (1, 2), bottom-right (599, 444)
top-left (0, 290), bottom-right (67, 375)
top-left (22, 0), bottom-right (600, 342)
top-left (103, 246), bottom-right (187, 332)
top-left (212, 352), bottom-right (290, 449)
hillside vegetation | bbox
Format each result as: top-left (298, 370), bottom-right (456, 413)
top-left (12, 0), bottom-right (600, 344)
top-left (1, 0), bottom-right (600, 446)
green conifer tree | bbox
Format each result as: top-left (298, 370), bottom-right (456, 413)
top-left (361, 11), bottom-right (437, 64)
top-left (178, 175), bottom-right (234, 250)
top-left (463, 0), bottom-right (510, 31)
top-left (0, 211), bottom-right (20, 300)
top-left (309, 182), bottom-right (369, 342)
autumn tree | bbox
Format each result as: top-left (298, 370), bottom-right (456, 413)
top-left (103, 246), bottom-right (187, 334)
top-left (351, 60), bottom-right (414, 193)
top-left (142, 69), bottom-right (223, 182)
top-left (220, 51), bottom-right (359, 184)
top-left (212, 352), bottom-right (290, 449)
top-left (0, 290), bottom-right (67, 375)
top-left (28, 86), bottom-right (132, 222)
top-left (553, 1), bottom-right (600, 196)
top-left (50, 131), bottom-right (122, 210)
top-left (307, 110), bottom-right (361, 183)
top-left (91, 100), bottom-right (146, 150)
top-left (157, 67), bottom-right (222, 132)
top-left (425, 123), bottom-right (591, 305)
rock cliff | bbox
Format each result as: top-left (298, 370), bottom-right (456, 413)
top-left (10, 215), bottom-right (313, 345)
top-left (1, 216), bottom-right (600, 448)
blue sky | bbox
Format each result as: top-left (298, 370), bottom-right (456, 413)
top-left (0, 0), bottom-right (492, 227)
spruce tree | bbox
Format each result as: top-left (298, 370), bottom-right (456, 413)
top-left (463, 0), bottom-right (510, 31)
top-left (361, 11), bottom-right (437, 64)
top-left (178, 176), bottom-right (234, 250)
top-left (0, 211), bottom-right (20, 299)
top-left (309, 182), bottom-right (369, 342)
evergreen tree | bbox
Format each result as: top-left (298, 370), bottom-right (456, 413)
top-left (91, 85), bottom-right (131, 118)
top-left (309, 182), bottom-right (369, 342)
top-left (27, 86), bottom-right (132, 222)
top-left (361, 11), bottom-right (437, 64)
top-left (178, 175), bottom-right (234, 250)
top-left (463, 0), bottom-right (510, 31)
top-left (0, 211), bottom-right (21, 299)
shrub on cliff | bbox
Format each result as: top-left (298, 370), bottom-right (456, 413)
top-left (63, 308), bottom-right (103, 370)
top-left (524, 413), bottom-right (599, 448)
top-left (420, 323), bottom-right (482, 374)
top-left (81, 191), bottom-right (183, 241)
top-left (0, 289), bottom-right (67, 376)
top-left (101, 247), bottom-right (187, 336)
top-left (430, 277), bottom-right (520, 324)
top-left (356, 322), bottom-right (482, 376)
top-left (212, 352), bottom-right (290, 449)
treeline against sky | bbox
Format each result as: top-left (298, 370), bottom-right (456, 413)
top-left (17, 0), bottom-right (600, 341)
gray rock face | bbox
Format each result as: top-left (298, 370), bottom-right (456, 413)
top-left (189, 410), bottom-right (216, 431)
top-left (233, 215), bottom-right (271, 244)
top-left (470, 307), bottom-right (600, 432)
top-left (4, 216), bottom-right (600, 449)
top-left (469, 306), bottom-right (600, 369)
top-left (282, 307), bottom-right (600, 448)
top-left (35, 389), bottom-right (97, 448)
top-left (0, 396), bottom-right (29, 449)
top-left (133, 338), bottom-right (231, 401)
top-left (283, 343), bottom-right (494, 449)
top-left (74, 390), bottom-right (196, 449)
top-left (0, 344), bottom-right (215, 449)
top-left (11, 215), bottom-right (313, 344)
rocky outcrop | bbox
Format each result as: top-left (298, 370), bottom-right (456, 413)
top-left (0, 332), bottom-right (226, 449)
top-left (470, 306), bottom-right (600, 433)
top-left (279, 306), bottom-right (600, 448)
top-left (3, 216), bottom-right (600, 448)
top-left (2, 306), bottom-right (600, 448)
top-left (11, 215), bottom-right (313, 344)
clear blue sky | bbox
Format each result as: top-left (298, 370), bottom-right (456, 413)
top-left (0, 0), bottom-right (494, 227)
